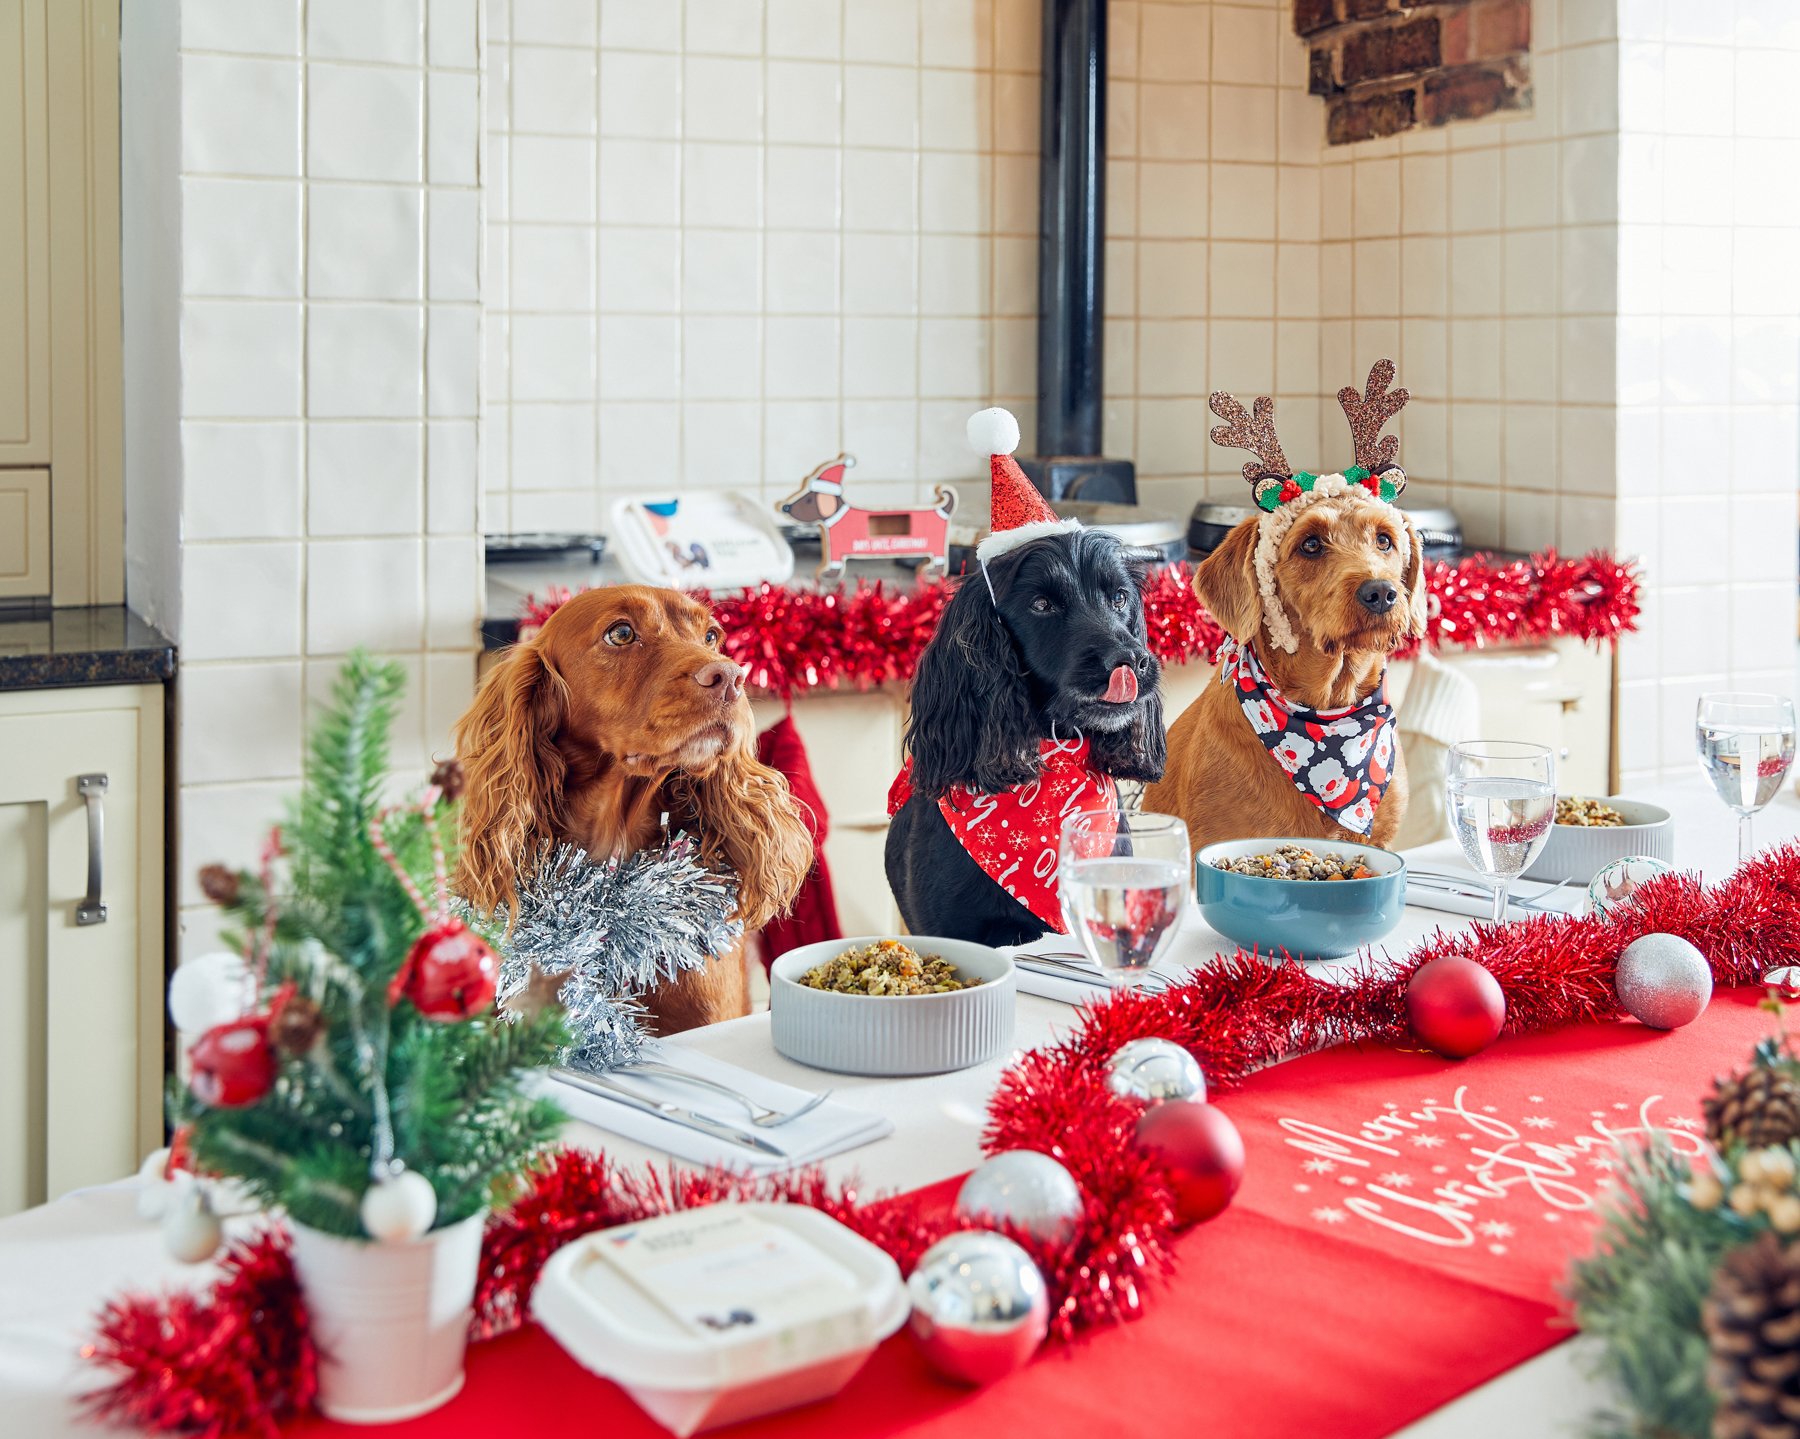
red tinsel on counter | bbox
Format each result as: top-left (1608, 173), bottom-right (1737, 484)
top-left (89, 835), bottom-right (1795, 1439)
top-left (82, 1231), bottom-right (315, 1439)
top-left (518, 550), bottom-right (1640, 698)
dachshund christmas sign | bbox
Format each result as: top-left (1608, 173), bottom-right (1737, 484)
top-left (777, 454), bottom-right (956, 581)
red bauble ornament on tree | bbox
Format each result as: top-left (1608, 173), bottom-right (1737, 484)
top-left (1134, 1100), bottom-right (1245, 1227)
top-left (189, 1017), bottom-right (276, 1108)
top-left (388, 919), bottom-right (499, 1021)
top-left (1406, 955), bottom-right (1506, 1058)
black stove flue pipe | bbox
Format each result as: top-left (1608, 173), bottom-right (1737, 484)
top-left (1036, 0), bottom-right (1106, 460)
top-left (1029, 0), bottom-right (1134, 503)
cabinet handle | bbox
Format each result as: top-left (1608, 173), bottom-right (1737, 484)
top-left (75, 772), bottom-right (108, 926)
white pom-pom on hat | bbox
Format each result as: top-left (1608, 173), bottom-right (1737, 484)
top-left (967, 407), bottom-right (1020, 457)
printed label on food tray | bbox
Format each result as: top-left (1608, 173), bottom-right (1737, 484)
top-left (604, 1211), bottom-right (862, 1346)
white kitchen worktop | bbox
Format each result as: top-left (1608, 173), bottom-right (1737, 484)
top-left (2, 774), bottom-right (1790, 1438)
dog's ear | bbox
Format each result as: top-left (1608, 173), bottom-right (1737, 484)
top-left (452, 642), bottom-right (569, 920)
top-left (905, 576), bottom-right (1038, 798)
top-left (1400, 512), bottom-right (1428, 639)
top-left (674, 738), bottom-right (813, 930)
top-left (1194, 517), bottom-right (1263, 642)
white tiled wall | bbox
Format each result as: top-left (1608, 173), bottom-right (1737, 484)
top-left (1322, 0), bottom-right (1620, 556)
top-left (124, 0), bottom-right (488, 959)
top-left (485, 0), bottom-right (1018, 528)
top-left (1608, 0), bottom-right (1800, 782)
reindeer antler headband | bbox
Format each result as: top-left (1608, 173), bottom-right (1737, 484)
top-left (1208, 358), bottom-right (1411, 654)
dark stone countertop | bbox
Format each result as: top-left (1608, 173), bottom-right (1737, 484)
top-left (0, 606), bottom-right (177, 692)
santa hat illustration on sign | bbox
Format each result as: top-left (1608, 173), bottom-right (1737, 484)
top-left (966, 407), bottom-right (1079, 601)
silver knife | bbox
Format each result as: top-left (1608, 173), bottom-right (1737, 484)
top-left (551, 1066), bottom-right (788, 1158)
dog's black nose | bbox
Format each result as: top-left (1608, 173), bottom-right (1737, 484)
top-left (1357, 579), bottom-right (1399, 615)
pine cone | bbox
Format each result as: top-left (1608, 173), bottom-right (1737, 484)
top-left (197, 863), bottom-right (241, 908)
top-left (430, 757), bottom-right (466, 803)
top-left (1705, 1232), bottom-right (1800, 1439)
top-left (1707, 1069), bottom-right (1800, 1152)
top-left (267, 993), bottom-right (324, 1056)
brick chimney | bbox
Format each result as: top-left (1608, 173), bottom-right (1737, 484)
top-left (1297, 0), bottom-right (1532, 145)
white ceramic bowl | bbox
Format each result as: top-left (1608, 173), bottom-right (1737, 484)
top-left (1522, 796), bottom-right (1675, 884)
top-left (769, 936), bottom-right (1016, 1077)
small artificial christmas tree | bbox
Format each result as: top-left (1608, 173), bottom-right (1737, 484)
top-left (175, 652), bottom-right (567, 1239)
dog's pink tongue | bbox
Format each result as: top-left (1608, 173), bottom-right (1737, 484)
top-left (1104, 665), bottom-right (1139, 704)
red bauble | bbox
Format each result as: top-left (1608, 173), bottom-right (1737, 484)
top-left (389, 919), bottom-right (499, 1021)
top-left (189, 1017), bottom-right (276, 1108)
top-left (1134, 1100), bottom-right (1245, 1227)
top-left (1406, 955), bottom-right (1507, 1059)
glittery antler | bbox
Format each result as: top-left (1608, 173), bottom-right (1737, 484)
top-left (1337, 359), bottom-right (1408, 475)
top-left (1208, 392), bottom-right (1291, 486)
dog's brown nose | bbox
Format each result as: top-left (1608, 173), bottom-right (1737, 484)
top-left (1357, 579), bottom-right (1399, 615)
top-left (695, 659), bottom-right (744, 698)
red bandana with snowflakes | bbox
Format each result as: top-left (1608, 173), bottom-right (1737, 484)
top-left (887, 737), bottom-right (1119, 932)
top-left (1219, 637), bottom-right (1395, 838)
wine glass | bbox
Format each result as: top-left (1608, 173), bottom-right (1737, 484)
top-left (1695, 693), bottom-right (1797, 864)
top-left (1444, 741), bottom-right (1555, 924)
top-left (1058, 810), bottom-right (1191, 986)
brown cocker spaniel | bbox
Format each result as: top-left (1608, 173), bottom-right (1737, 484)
top-left (453, 586), bottom-right (812, 1033)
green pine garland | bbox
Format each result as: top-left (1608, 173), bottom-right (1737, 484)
top-left (1567, 1013), bottom-right (1800, 1439)
top-left (176, 652), bottom-right (567, 1239)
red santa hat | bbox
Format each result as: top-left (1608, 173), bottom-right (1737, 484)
top-left (806, 454), bottom-right (852, 495)
top-left (968, 408), bottom-right (1079, 572)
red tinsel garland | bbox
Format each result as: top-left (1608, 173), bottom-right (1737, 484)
top-left (91, 830), bottom-right (1791, 1439)
top-left (82, 1231), bottom-right (315, 1439)
top-left (519, 550), bottom-right (1641, 699)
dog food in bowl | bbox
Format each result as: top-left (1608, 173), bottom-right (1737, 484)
top-left (1211, 843), bottom-right (1377, 881)
top-left (1554, 796), bottom-right (1626, 828)
top-left (798, 939), bottom-right (982, 996)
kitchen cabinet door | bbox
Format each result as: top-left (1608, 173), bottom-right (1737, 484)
top-left (0, 685), bottom-right (164, 1216)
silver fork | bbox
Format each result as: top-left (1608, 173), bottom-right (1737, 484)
top-left (1406, 869), bottom-right (1576, 914)
top-left (621, 1059), bottom-right (833, 1129)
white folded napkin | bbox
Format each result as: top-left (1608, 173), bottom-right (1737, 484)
top-left (542, 1042), bottom-right (891, 1173)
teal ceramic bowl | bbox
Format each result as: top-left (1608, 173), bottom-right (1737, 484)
top-left (1194, 837), bottom-right (1407, 962)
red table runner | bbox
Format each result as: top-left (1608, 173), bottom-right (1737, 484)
top-left (293, 990), bottom-right (1768, 1439)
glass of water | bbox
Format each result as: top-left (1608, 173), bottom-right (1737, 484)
top-left (1695, 692), bottom-right (1797, 865)
top-left (1445, 740), bottom-right (1556, 925)
top-left (1058, 810), bottom-right (1191, 986)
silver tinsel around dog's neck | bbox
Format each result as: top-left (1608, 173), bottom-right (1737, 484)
top-left (485, 834), bottom-right (742, 1072)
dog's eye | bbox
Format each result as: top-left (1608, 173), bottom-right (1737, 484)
top-left (1298, 535), bottom-right (1324, 557)
top-left (1029, 595), bottom-right (1057, 615)
top-left (1110, 588), bottom-right (1130, 612)
top-left (1375, 532), bottom-right (1394, 551)
top-left (604, 621), bottom-right (636, 646)
top-left (704, 627), bottom-right (722, 647)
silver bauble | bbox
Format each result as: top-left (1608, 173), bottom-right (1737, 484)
top-left (954, 1150), bottom-right (1083, 1245)
top-left (1588, 855), bottom-right (1675, 919)
top-left (1106, 1038), bottom-right (1206, 1106)
top-left (907, 1231), bottom-right (1050, 1386)
top-left (1615, 932), bottom-right (1712, 1029)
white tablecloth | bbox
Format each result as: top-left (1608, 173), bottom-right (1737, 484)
top-left (4, 775), bottom-right (1793, 1438)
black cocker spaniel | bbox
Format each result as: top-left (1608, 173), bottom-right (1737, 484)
top-left (886, 527), bottom-right (1166, 947)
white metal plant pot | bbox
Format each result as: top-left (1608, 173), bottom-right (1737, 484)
top-left (288, 1210), bottom-right (486, 1424)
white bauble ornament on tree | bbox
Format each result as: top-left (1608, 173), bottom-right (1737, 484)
top-left (168, 951), bottom-right (254, 1035)
top-left (360, 1167), bottom-right (437, 1242)
top-left (954, 1150), bottom-right (1083, 1245)
top-left (1615, 933), bottom-right (1713, 1029)
top-left (162, 1185), bottom-right (223, 1264)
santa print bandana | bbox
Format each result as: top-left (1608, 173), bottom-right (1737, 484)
top-left (887, 737), bottom-right (1119, 932)
top-left (1219, 637), bottom-right (1395, 838)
